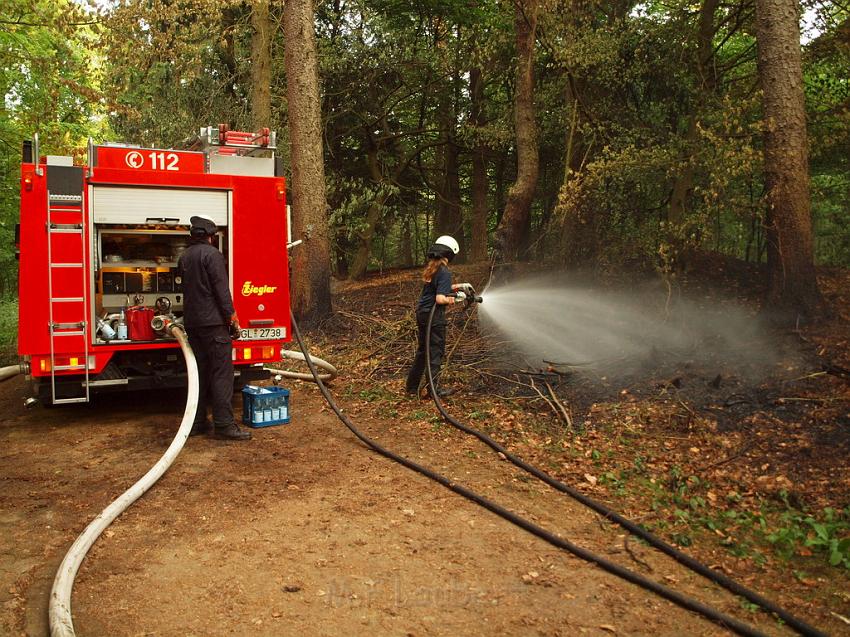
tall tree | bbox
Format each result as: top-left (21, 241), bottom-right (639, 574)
top-left (283, 0), bottom-right (332, 324)
top-left (495, 0), bottom-right (540, 261)
top-left (754, 0), bottom-right (824, 319)
top-left (469, 65), bottom-right (489, 262)
top-left (431, 21), bottom-right (466, 257)
top-left (250, 0), bottom-right (272, 129)
top-left (667, 0), bottom-right (720, 226)
top-left (434, 67), bottom-right (465, 257)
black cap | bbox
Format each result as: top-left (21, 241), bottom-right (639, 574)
top-left (189, 215), bottom-right (217, 236)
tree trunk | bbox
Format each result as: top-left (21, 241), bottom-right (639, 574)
top-left (469, 66), bottom-right (489, 263)
top-left (349, 190), bottom-right (388, 279)
top-left (495, 0), bottom-right (540, 262)
top-left (434, 71), bottom-right (465, 258)
top-left (494, 151), bottom-right (507, 227)
top-left (219, 6), bottom-right (241, 125)
top-left (250, 0), bottom-right (272, 129)
top-left (400, 216), bottom-right (414, 267)
top-left (350, 143), bottom-right (389, 280)
top-left (283, 0), bottom-right (332, 325)
top-left (754, 0), bottom-right (824, 320)
top-left (668, 0), bottom-right (719, 226)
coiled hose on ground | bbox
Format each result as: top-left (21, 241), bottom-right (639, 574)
top-left (423, 302), bottom-right (825, 637)
top-left (48, 324), bottom-right (199, 637)
top-left (289, 309), bottom-right (776, 637)
top-left (265, 349), bottom-right (338, 382)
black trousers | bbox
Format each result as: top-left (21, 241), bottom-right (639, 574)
top-left (188, 324), bottom-right (235, 428)
top-left (406, 309), bottom-right (446, 392)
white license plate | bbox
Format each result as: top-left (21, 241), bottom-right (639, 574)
top-left (239, 327), bottom-right (285, 341)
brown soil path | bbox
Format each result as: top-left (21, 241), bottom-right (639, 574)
top-left (0, 375), bottom-right (798, 636)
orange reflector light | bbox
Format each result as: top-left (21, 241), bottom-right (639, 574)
top-left (262, 346), bottom-right (275, 359)
top-left (40, 359), bottom-right (51, 372)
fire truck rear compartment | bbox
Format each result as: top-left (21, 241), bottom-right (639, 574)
top-left (91, 184), bottom-right (230, 335)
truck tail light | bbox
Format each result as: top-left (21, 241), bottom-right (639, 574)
top-left (234, 346), bottom-right (277, 362)
top-left (38, 356), bottom-right (95, 372)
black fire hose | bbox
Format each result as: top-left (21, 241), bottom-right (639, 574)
top-left (424, 302), bottom-right (825, 637)
top-left (291, 310), bottom-right (774, 637)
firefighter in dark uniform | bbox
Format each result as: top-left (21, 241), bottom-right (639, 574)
top-left (178, 215), bottom-right (251, 441)
top-left (405, 235), bottom-right (473, 398)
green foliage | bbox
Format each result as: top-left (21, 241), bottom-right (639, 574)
top-left (766, 502), bottom-right (850, 569)
top-left (805, 39), bottom-right (850, 265)
top-left (102, 0), bottom-right (259, 147)
top-left (7, 0), bottom-right (849, 281)
top-left (620, 465), bottom-right (850, 571)
top-left (357, 385), bottom-right (395, 402)
top-left (1, 0), bottom-right (108, 295)
top-left (0, 298), bottom-right (18, 364)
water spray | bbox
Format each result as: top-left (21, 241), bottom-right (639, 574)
top-left (420, 287), bottom-right (825, 637)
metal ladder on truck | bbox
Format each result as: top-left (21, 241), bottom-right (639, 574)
top-left (46, 190), bottom-right (90, 404)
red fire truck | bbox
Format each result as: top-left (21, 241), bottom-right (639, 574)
top-left (17, 126), bottom-right (291, 405)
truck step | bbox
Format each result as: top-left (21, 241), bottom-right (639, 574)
top-left (84, 362), bottom-right (128, 388)
top-left (52, 397), bottom-right (89, 405)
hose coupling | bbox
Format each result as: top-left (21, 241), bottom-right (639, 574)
top-left (152, 314), bottom-right (183, 336)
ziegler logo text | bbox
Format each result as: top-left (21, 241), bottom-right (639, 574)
top-left (242, 282), bottom-right (278, 296)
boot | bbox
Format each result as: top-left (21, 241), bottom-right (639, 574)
top-left (213, 423), bottom-right (252, 441)
top-left (189, 420), bottom-right (211, 437)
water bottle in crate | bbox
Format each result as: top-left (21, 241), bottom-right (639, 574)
top-left (242, 385), bottom-right (290, 428)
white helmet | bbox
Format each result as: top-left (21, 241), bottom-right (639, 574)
top-left (434, 235), bottom-right (460, 255)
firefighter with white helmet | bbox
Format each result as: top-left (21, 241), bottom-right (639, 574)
top-left (178, 215), bottom-right (251, 440)
top-left (405, 235), bottom-right (475, 398)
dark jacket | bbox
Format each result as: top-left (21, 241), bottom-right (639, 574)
top-left (416, 264), bottom-right (453, 314)
top-left (177, 240), bottom-right (235, 328)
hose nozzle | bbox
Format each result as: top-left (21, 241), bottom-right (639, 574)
top-left (454, 283), bottom-right (482, 305)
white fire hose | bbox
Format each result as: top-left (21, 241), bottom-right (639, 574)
top-left (0, 365), bottom-right (21, 382)
top-left (48, 324), bottom-right (199, 637)
top-left (264, 348), bottom-right (338, 382)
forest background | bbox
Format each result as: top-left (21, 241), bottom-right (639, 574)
top-left (0, 0), bottom-right (848, 329)
top-left (2, 1), bottom-right (850, 627)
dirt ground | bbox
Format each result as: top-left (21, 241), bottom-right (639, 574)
top-left (1, 263), bottom-right (848, 636)
top-left (0, 378), bottom-right (807, 637)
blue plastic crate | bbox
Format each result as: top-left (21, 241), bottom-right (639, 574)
top-left (242, 385), bottom-right (290, 428)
